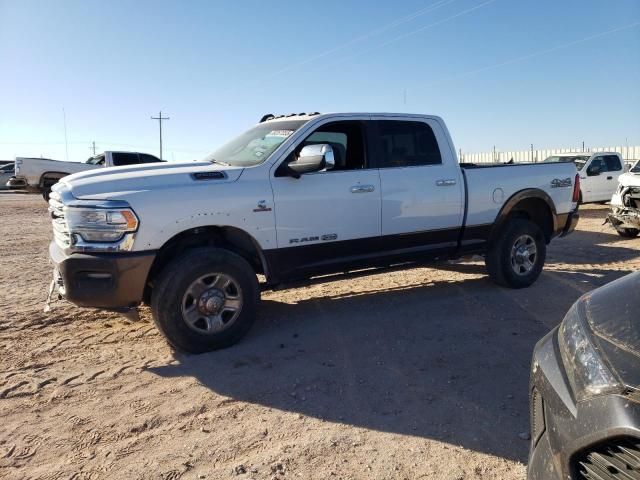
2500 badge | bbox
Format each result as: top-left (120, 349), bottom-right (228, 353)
top-left (289, 234), bottom-right (337, 244)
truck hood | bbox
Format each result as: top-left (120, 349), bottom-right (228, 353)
top-left (585, 271), bottom-right (640, 390)
top-left (617, 171), bottom-right (640, 188)
top-left (59, 161), bottom-right (244, 199)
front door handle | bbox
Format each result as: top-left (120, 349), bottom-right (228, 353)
top-left (607, 176), bottom-right (613, 180)
top-left (350, 184), bottom-right (375, 193)
top-left (436, 179), bottom-right (457, 187)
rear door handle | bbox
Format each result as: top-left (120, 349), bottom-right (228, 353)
top-left (607, 176), bottom-right (613, 180)
top-left (350, 184), bottom-right (375, 193)
top-left (436, 179), bottom-right (457, 187)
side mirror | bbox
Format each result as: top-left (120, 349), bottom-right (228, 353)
top-left (587, 165), bottom-right (602, 176)
top-left (287, 144), bottom-right (335, 177)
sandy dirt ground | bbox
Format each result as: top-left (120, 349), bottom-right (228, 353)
top-left (1, 193), bottom-right (639, 480)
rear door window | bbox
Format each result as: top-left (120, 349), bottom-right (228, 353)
top-left (374, 121), bottom-right (442, 168)
top-left (139, 154), bottom-right (162, 163)
top-left (112, 153), bottom-right (141, 166)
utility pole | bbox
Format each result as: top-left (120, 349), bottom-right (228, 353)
top-left (582, 141), bottom-right (584, 152)
top-left (531, 143), bottom-right (534, 163)
top-left (151, 111), bottom-right (170, 160)
top-left (90, 141), bottom-right (97, 156)
top-left (63, 108), bottom-right (69, 162)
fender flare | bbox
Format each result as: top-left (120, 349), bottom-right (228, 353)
top-left (39, 171), bottom-right (69, 188)
top-left (489, 188), bottom-right (558, 243)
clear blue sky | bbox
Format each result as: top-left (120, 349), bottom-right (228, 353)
top-left (1, 0), bottom-right (639, 162)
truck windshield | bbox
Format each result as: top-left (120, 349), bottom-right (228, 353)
top-left (631, 161), bottom-right (640, 173)
top-left (204, 120), bottom-right (308, 167)
top-left (543, 155), bottom-right (589, 170)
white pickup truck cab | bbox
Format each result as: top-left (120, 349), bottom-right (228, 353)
top-left (48, 113), bottom-right (580, 352)
top-left (8, 151), bottom-right (163, 201)
top-left (543, 151), bottom-right (624, 203)
top-left (608, 160), bottom-right (640, 238)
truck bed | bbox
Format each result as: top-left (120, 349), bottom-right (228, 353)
top-left (461, 161), bottom-right (577, 227)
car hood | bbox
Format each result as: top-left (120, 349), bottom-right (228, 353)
top-left (584, 272), bottom-right (640, 389)
top-left (618, 172), bottom-right (640, 188)
top-left (59, 161), bottom-right (243, 199)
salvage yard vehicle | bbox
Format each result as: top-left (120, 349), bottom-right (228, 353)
top-left (0, 162), bottom-right (15, 190)
top-left (608, 160), bottom-right (640, 238)
top-left (47, 112), bottom-right (580, 353)
top-left (8, 151), bottom-right (163, 201)
top-left (544, 152), bottom-right (625, 204)
top-left (527, 271), bottom-right (640, 480)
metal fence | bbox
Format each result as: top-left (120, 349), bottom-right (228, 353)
top-left (461, 145), bottom-right (640, 167)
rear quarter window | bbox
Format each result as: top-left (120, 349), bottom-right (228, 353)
top-left (604, 155), bottom-right (622, 171)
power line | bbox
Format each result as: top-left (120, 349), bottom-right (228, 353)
top-left (219, 0), bottom-right (458, 95)
top-left (335, 0), bottom-right (498, 64)
top-left (424, 20), bottom-right (640, 86)
top-left (262, 0), bottom-right (457, 78)
top-left (150, 111), bottom-right (170, 160)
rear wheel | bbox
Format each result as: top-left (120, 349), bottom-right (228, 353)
top-left (42, 187), bottom-right (51, 202)
top-left (150, 247), bottom-right (259, 353)
top-left (615, 227), bottom-right (639, 238)
top-left (485, 219), bottom-right (546, 288)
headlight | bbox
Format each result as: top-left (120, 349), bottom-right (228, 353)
top-left (558, 302), bottom-right (623, 402)
top-left (65, 207), bottom-right (139, 243)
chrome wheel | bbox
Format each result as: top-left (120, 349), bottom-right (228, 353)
top-left (181, 273), bottom-right (243, 334)
top-left (510, 234), bottom-right (538, 276)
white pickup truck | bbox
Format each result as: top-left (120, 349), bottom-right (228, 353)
top-left (8, 151), bottom-right (163, 201)
top-left (48, 112), bottom-right (580, 353)
top-left (608, 160), bottom-right (640, 237)
top-left (543, 151), bottom-right (624, 203)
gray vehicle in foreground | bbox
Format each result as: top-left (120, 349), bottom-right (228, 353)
top-left (528, 271), bottom-right (640, 479)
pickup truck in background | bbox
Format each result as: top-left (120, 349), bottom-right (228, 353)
top-left (543, 151), bottom-right (624, 203)
top-left (7, 151), bottom-right (163, 201)
top-left (608, 159), bottom-right (640, 238)
top-left (0, 162), bottom-right (15, 190)
top-left (47, 112), bottom-right (580, 353)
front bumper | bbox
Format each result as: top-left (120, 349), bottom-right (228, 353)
top-left (49, 240), bottom-right (156, 308)
top-left (608, 206), bottom-right (640, 231)
top-left (527, 328), bottom-right (640, 479)
top-left (6, 176), bottom-right (27, 189)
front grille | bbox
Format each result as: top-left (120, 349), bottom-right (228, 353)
top-left (49, 191), bottom-right (70, 248)
top-left (575, 437), bottom-right (640, 479)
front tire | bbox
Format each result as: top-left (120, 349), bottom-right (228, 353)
top-left (42, 187), bottom-right (51, 202)
top-left (485, 219), bottom-right (546, 289)
top-left (615, 227), bottom-right (639, 238)
top-left (150, 247), bottom-right (259, 353)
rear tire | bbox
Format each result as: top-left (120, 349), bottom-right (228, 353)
top-left (42, 188), bottom-right (51, 202)
top-left (150, 247), bottom-right (260, 353)
top-left (485, 219), bottom-right (546, 289)
top-left (615, 227), bottom-right (639, 238)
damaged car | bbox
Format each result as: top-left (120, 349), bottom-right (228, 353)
top-left (608, 160), bottom-right (640, 238)
top-left (527, 271), bottom-right (640, 479)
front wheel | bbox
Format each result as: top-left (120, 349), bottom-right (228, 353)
top-left (615, 227), bottom-right (639, 238)
top-left (150, 247), bottom-right (259, 353)
top-left (485, 219), bottom-right (547, 289)
top-left (42, 187), bottom-right (51, 202)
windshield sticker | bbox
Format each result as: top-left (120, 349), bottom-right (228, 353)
top-left (267, 130), bottom-right (294, 138)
